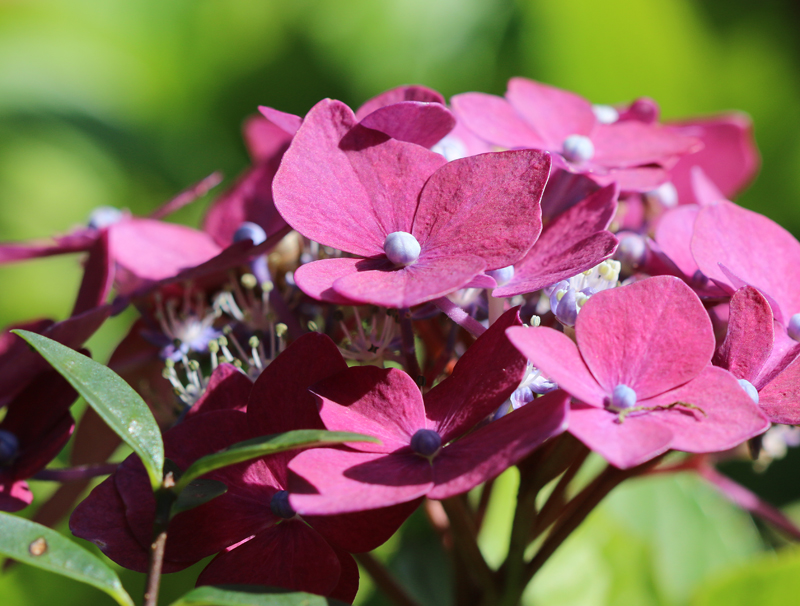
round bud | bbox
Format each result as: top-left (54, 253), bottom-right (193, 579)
top-left (616, 233), bottom-right (647, 271)
top-left (611, 384), bottom-right (637, 410)
top-left (233, 222), bottom-right (267, 246)
top-left (384, 232), bottom-right (421, 267)
top-left (627, 97), bottom-right (659, 123)
top-left (486, 265), bottom-right (515, 287)
top-left (0, 430), bottom-right (19, 466)
top-left (88, 206), bottom-right (124, 230)
top-left (562, 135), bottom-right (595, 164)
top-left (553, 287), bottom-right (579, 327)
top-left (269, 490), bottom-right (296, 519)
top-left (431, 135), bottom-right (468, 162)
top-left (592, 104), bottom-right (619, 125)
top-left (645, 182), bottom-right (679, 208)
top-left (737, 379), bottom-right (760, 404)
top-left (788, 314), bottom-right (800, 342)
top-left (410, 429), bottom-right (442, 458)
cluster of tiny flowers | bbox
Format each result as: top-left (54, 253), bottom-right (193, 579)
top-left (0, 77), bottom-right (795, 603)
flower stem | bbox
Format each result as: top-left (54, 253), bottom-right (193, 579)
top-left (398, 308), bottom-right (422, 383)
top-left (143, 475), bottom-right (177, 606)
top-left (433, 297), bottom-right (486, 338)
top-left (355, 553), bottom-right (421, 606)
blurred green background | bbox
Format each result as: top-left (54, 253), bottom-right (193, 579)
top-left (2, 0), bottom-right (800, 603)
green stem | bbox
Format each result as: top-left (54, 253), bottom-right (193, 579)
top-left (355, 553), bottom-right (420, 606)
top-left (398, 308), bottom-right (422, 384)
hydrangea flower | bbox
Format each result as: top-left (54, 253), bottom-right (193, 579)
top-left (272, 99), bottom-right (551, 308)
top-left (507, 276), bottom-right (769, 468)
top-left (451, 77), bottom-right (701, 191)
top-left (288, 309), bottom-right (569, 514)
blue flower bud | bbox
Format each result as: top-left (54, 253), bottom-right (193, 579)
top-left (0, 430), bottom-right (19, 466)
top-left (233, 222), bottom-right (267, 246)
top-left (410, 429), bottom-right (442, 457)
top-left (384, 232), bottom-right (421, 266)
top-left (486, 265), bottom-right (515, 287)
top-left (87, 206), bottom-right (124, 230)
top-left (269, 490), bottom-right (296, 519)
top-left (592, 105), bottom-right (619, 125)
top-left (553, 287), bottom-right (578, 327)
top-left (788, 314), bottom-right (800, 342)
top-left (616, 233), bottom-right (647, 271)
top-left (738, 379), bottom-right (759, 404)
top-left (562, 135), bottom-right (595, 164)
top-left (611, 384), bottom-right (637, 410)
top-left (645, 182), bottom-right (678, 208)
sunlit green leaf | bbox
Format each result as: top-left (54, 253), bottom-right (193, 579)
top-left (0, 512), bottom-right (133, 606)
top-left (12, 329), bottom-right (164, 490)
top-left (173, 430), bottom-right (379, 494)
top-left (169, 585), bottom-right (349, 605)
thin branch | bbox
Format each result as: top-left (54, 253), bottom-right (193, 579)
top-left (143, 476), bottom-right (177, 606)
top-left (474, 478), bottom-right (495, 532)
top-left (355, 553), bottom-right (421, 606)
top-left (398, 308), bottom-right (422, 383)
top-left (33, 463), bottom-right (119, 483)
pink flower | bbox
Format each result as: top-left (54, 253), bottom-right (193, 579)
top-left (273, 99), bottom-right (551, 308)
top-left (288, 309), bottom-right (569, 515)
top-left (451, 78), bottom-right (700, 191)
top-left (507, 276), bottom-right (768, 468)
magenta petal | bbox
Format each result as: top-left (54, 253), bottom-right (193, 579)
top-left (0, 231), bottom-right (97, 264)
top-left (569, 403), bottom-right (674, 469)
top-left (294, 258), bottom-right (380, 305)
top-left (108, 218), bottom-right (221, 287)
top-left (70, 477), bottom-right (187, 573)
top-left (592, 121), bottom-right (701, 167)
top-left (668, 114), bottom-right (760, 205)
top-left (313, 366), bottom-right (426, 453)
top-left (425, 308), bottom-right (526, 443)
top-left (506, 326), bottom-right (607, 407)
top-left (289, 449), bottom-right (433, 515)
top-left (72, 230), bottom-right (114, 315)
top-left (758, 358), bottom-right (800, 424)
top-left (577, 276), bottom-right (715, 399)
top-left (428, 389), bottom-right (569, 499)
top-left (331, 254), bottom-right (486, 309)
top-left (186, 363), bottom-right (252, 417)
top-left (0, 480), bottom-right (33, 512)
top-left (451, 92), bottom-right (545, 150)
top-left (197, 522), bottom-right (344, 597)
top-left (589, 166), bottom-right (669, 193)
top-left (355, 85), bottom-right (445, 119)
top-left (273, 99), bottom-right (445, 257)
top-left (645, 366), bottom-right (769, 453)
top-left (358, 101), bottom-right (455, 148)
top-left (689, 166), bottom-right (725, 206)
top-left (248, 332), bottom-right (348, 436)
top-left (654, 205), bottom-right (701, 279)
top-left (202, 162), bottom-right (287, 248)
top-left (258, 106), bottom-right (302, 136)
top-left (413, 150), bottom-right (550, 269)
top-left (329, 548), bottom-right (360, 604)
top-left (306, 499), bottom-right (422, 553)
top-left (243, 114), bottom-right (295, 163)
top-left (506, 77), bottom-right (596, 145)
top-left (495, 184), bottom-right (618, 297)
top-left (692, 200), bottom-right (800, 322)
top-left (716, 287), bottom-right (774, 382)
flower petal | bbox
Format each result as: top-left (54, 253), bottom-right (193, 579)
top-left (425, 308), bottom-right (526, 442)
top-left (0, 480), bottom-right (32, 513)
top-left (187, 363), bottom-right (252, 417)
top-left (413, 150), bottom-right (550, 269)
top-left (355, 85), bottom-right (445, 119)
top-left (506, 326), bottom-right (607, 407)
top-left (592, 121), bottom-right (701, 167)
top-left (358, 101), bottom-right (455, 149)
top-left (294, 257), bottom-right (383, 305)
top-left (313, 366), bottom-right (426, 453)
top-left (715, 287), bottom-right (774, 382)
top-left (428, 389), bottom-right (569, 499)
top-left (451, 92), bottom-right (546, 149)
top-left (576, 276), bottom-right (715, 399)
top-left (289, 449), bottom-right (433, 515)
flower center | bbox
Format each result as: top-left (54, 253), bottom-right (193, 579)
top-left (233, 222), bottom-right (267, 246)
top-left (738, 379), bottom-right (760, 404)
top-left (87, 206), bottom-right (124, 230)
top-left (270, 490), bottom-right (296, 519)
top-left (547, 260), bottom-right (621, 327)
top-left (0, 429), bottom-right (19, 466)
top-left (609, 384), bottom-right (637, 410)
top-left (410, 429), bottom-right (442, 458)
top-left (592, 104), bottom-right (619, 125)
top-left (384, 232), bottom-right (421, 267)
top-left (788, 314), bottom-right (800, 342)
top-left (486, 265), bottom-right (515, 287)
top-left (562, 135), bottom-right (595, 164)
top-left (431, 135), bottom-right (468, 161)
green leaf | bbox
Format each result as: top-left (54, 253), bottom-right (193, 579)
top-left (170, 586), bottom-right (349, 606)
top-left (171, 479), bottom-right (228, 518)
top-left (173, 430), bottom-right (379, 494)
top-left (13, 329), bottom-right (164, 489)
top-left (0, 512), bottom-right (134, 606)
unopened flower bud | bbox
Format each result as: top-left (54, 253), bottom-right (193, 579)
top-left (562, 135), bottom-right (595, 164)
top-left (611, 384), bottom-right (637, 410)
top-left (410, 429), bottom-right (442, 458)
top-left (233, 222), bottom-right (267, 245)
top-left (384, 232), bottom-right (421, 267)
top-left (269, 490), bottom-right (296, 519)
top-left (0, 430), bottom-right (19, 465)
top-left (737, 379), bottom-right (759, 404)
top-left (486, 265), bottom-right (515, 287)
top-left (788, 314), bottom-right (800, 342)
